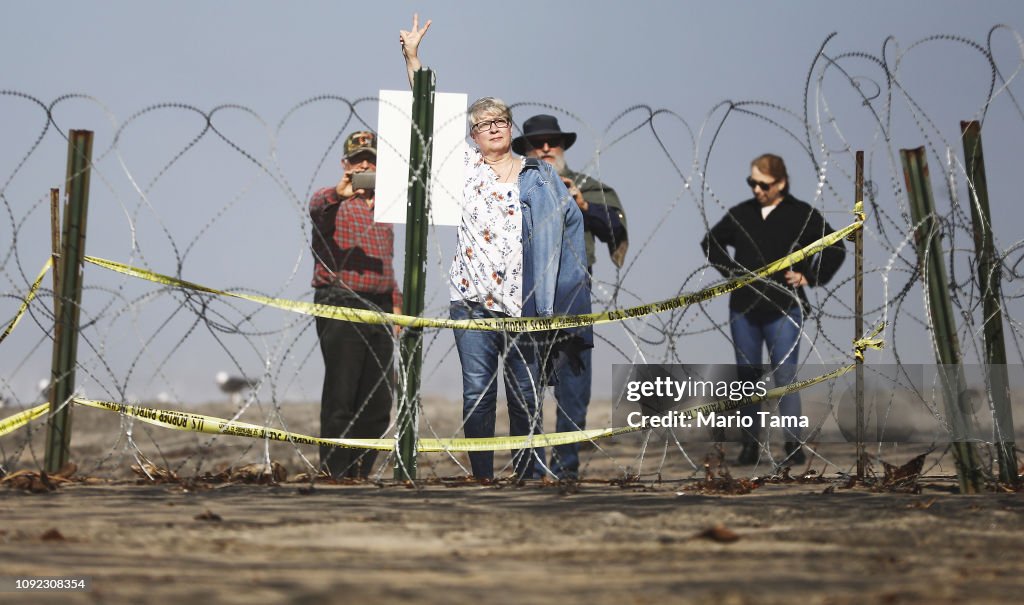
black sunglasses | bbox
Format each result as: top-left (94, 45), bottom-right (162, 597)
top-left (527, 136), bottom-right (564, 149)
top-left (746, 177), bottom-right (778, 191)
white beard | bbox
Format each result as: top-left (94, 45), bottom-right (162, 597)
top-left (547, 154), bottom-right (568, 175)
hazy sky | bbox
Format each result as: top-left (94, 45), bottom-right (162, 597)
top-left (2, 1), bottom-right (1023, 409)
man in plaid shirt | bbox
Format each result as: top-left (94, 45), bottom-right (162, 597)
top-left (310, 131), bottom-right (402, 478)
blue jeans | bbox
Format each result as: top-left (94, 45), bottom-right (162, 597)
top-left (550, 347), bottom-right (591, 479)
top-left (730, 306), bottom-right (802, 441)
top-left (450, 301), bottom-right (543, 480)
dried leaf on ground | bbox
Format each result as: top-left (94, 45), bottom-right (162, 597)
top-left (131, 463), bottom-right (180, 484)
top-left (881, 453), bottom-right (926, 490)
top-left (685, 447), bottom-right (760, 495)
top-left (287, 472), bottom-right (314, 483)
top-left (694, 524), bottom-right (740, 543)
top-left (1, 470), bottom-right (58, 493)
top-left (200, 461), bottom-right (288, 484)
top-left (229, 462), bottom-right (287, 484)
top-left (883, 453), bottom-right (925, 483)
top-left (691, 475), bottom-right (760, 495)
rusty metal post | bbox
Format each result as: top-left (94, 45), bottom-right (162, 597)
top-left (49, 188), bottom-right (61, 296)
top-left (854, 151), bottom-right (866, 479)
top-left (900, 146), bottom-right (983, 493)
top-left (44, 130), bottom-right (93, 473)
top-left (961, 121), bottom-right (1017, 485)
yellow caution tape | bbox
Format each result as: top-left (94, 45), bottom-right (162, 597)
top-left (848, 201), bottom-right (866, 241)
top-left (417, 427), bottom-right (633, 452)
top-left (71, 397), bottom-right (630, 452)
top-left (853, 200), bottom-right (866, 224)
top-left (74, 397), bottom-right (339, 447)
top-left (83, 217), bottom-right (861, 332)
top-left (0, 258), bottom-right (52, 345)
top-left (853, 321), bottom-right (886, 362)
top-left (1, 362), bottom-right (862, 448)
top-left (72, 363), bottom-right (855, 451)
top-left (0, 403), bottom-right (50, 438)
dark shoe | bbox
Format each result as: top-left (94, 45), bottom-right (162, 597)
top-left (785, 442), bottom-right (806, 465)
top-left (736, 442), bottom-right (759, 465)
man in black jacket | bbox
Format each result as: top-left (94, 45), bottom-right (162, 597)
top-left (701, 153), bottom-right (845, 465)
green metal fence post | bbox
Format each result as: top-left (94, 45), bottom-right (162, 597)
top-left (44, 130), bottom-right (93, 473)
top-left (394, 68), bottom-right (435, 481)
top-left (961, 121), bottom-right (1018, 485)
top-left (900, 146), bottom-right (984, 494)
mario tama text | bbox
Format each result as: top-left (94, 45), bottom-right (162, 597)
top-left (612, 364), bottom-right (807, 432)
top-left (625, 409), bottom-right (809, 430)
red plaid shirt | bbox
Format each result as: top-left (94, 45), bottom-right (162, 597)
top-left (309, 187), bottom-right (402, 309)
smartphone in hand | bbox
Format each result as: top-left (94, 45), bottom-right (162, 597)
top-left (351, 171), bottom-right (376, 191)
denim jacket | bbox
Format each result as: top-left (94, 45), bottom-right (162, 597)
top-left (519, 158), bottom-right (593, 349)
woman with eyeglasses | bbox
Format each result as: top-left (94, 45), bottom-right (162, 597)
top-left (700, 153), bottom-right (846, 467)
top-left (399, 15), bottom-right (592, 482)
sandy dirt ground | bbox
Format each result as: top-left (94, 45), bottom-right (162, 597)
top-left (2, 398), bottom-right (1023, 604)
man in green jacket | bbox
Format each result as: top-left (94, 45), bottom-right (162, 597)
top-left (513, 114), bottom-right (628, 479)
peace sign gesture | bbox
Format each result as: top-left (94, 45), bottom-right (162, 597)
top-left (400, 13), bottom-right (431, 61)
top-left (400, 14), bottom-right (432, 85)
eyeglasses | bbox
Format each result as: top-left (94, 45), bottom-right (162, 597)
top-left (746, 176), bottom-right (778, 191)
top-left (527, 137), bottom-right (564, 149)
top-left (345, 152), bottom-right (376, 166)
top-left (471, 117), bottom-right (511, 134)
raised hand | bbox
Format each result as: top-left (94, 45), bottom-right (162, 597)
top-left (399, 13), bottom-right (431, 62)
top-left (562, 177), bottom-right (588, 211)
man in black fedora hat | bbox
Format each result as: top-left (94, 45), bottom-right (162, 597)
top-left (513, 114), bottom-right (628, 479)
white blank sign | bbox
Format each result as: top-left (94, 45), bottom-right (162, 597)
top-left (374, 89), bottom-right (467, 226)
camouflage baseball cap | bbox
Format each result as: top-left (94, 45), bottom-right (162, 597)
top-left (343, 131), bottom-right (377, 160)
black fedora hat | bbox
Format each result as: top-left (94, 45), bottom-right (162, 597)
top-left (511, 114), bottom-right (577, 155)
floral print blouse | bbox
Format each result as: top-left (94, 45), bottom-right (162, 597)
top-left (448, 147), bottom-right (525, 317)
